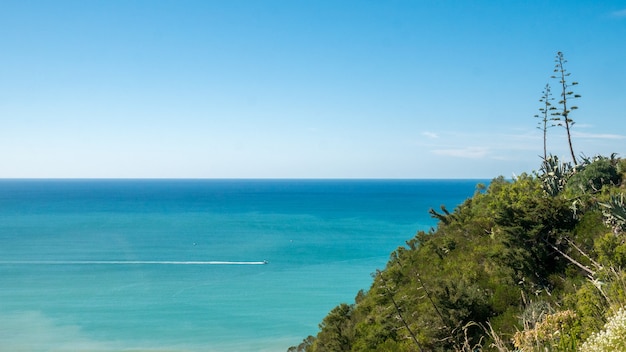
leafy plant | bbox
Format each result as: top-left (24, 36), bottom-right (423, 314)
top-left (566, 156), bottom-right (620, 196)
top-left (513, 309), bottom-right (578, 351)
top-left (599, 193), bottom-right (626, 234)
top-left (538, 154), bottom-right (573, 196)
top-left (581, 307), bottom-right (626, 351)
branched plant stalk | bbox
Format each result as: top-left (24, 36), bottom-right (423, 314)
top-left (564, 236), bottom-right (603, 271)
top-left (551, 51), bottom-right (581, 165)
top-left (415, 272), bottom-right (447, 327)
top-left (543, 238), bottom-right (595, 276)
top-left (535, 83), bottom-right (554, 160)
top-left (395, 258), bottom-right (447, 327)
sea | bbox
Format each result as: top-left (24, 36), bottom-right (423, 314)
top-left (0, 179), bottom-right (484, 352)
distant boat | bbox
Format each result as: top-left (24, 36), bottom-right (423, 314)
top-left (263, 260), bottom-right (269, 264)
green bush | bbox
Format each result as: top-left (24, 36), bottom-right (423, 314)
top-left (581, 307), bottom-right (626, 351)
top-left (566, 159), bottom-right (619, 195)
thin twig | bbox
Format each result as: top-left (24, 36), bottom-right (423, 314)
top-left (377, 270), bottom-right (424, 352)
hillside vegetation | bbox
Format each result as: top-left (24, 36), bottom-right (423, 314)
top-left (290, 155), bottom-right (626, 351)
top-left (289, 53), bottom-right (626, 351)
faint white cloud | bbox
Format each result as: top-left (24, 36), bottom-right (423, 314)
top-left (611, 8), bottom-right (626, 17)
top-left (432, 146), bottom-right (489, 159)
top-left (572, 131), bottom-right (626, 139)
top-left (422, 131), bottom-right (439, 139)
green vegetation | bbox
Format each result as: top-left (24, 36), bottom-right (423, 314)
top-left (580, 307), bottom-right (626, 351)
top-left (288, 53), bottom-right (626, 351)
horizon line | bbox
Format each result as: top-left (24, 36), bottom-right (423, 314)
top-left (0, 177), bottom-right (494, 181)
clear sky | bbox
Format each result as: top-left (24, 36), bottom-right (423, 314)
top-left (1, 1), bottom-right (625, 178)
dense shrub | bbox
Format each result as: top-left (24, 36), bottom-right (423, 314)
top-left (581, 307), bottom-right (626, 351)
top-left (566, 158), bottom-right (620, 195)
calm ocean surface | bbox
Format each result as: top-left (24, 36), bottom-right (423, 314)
top-left (0, 179), bottom-right (483, 351)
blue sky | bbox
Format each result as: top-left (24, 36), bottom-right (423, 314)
top-left (1, 1), bottom-right (625, 178)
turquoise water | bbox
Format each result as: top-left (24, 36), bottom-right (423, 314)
top-left (0, 179), bottom-right (482, 351)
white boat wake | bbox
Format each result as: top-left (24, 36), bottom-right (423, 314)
top-left (0, 260), bottom-right (269, 265)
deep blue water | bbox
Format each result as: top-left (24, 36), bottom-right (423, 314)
top-left (0, 179), bottom-right (484, 351)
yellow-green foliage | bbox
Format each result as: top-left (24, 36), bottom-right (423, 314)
top-left (580, 307), bottom-right (626, 351)
top-left (513, 310), bottom-right (578, 351)
top-left (595, 232), bottom-right (626, 267)
top-left (566, 282), bottom-right (606, 340)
